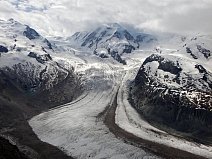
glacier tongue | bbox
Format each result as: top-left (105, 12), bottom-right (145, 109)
top-left (29, 56), bottom-right (160, 159)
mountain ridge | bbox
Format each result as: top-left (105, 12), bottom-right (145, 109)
top-left (68, 23), bottom-right (157, 64)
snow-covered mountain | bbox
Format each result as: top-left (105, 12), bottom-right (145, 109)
top-left (68, 23), bottom-right (157, 64)
top-left (182, 35), bottom-right (211, 60)
top-left (0, 19), bottom-right (81, 103)
top-left (1, 18), bottom-right (212, 158)
top-left (131, 34), bottom-right (212, 136)
top-left (0, 19), bottom-right (83, 159)
top-left (0, 19), bottom-right (53, 53)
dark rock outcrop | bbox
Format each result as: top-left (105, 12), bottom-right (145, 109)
top-left (23, 26), bottom-right (40, 40)
top-left (186, 47), bottom-right (198, 59)
top-left (135, 34), bottom-right (157, 43)
top-left (143, 54), bottom-right (182, 75)
top-left (43, 38), bottom-right (53, 50)
top-left (110, 50), bottom-right (126, 65)
top-left (81, 32), bottom-right (97, 48)
top-left (195, 64), bottom-right (207, 74)
top-left (197, 45), bottom-right (211, 59)
top-left (28, 52), bottom-right (52, 64)
top-left (0, 137), bottom-right (29, 159)
top-left (123, 44), bottom-right (135, 54)
top-left (0, 45), bottom-right (8, 53)
top-left (131, 54), bottom-right (212, 142)
top-left (0, 60), bottom-right (81, 159)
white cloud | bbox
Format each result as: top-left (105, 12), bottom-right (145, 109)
top-left (0, 0), bottom-right (211, 36)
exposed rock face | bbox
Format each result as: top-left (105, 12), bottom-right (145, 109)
top-left (0, 45), bottom-right (8, 53)
top-left (0, 64), bottom-right (80, 158)
top-left (0, 137), bottom-right (29, 159)
top-left (186, 47), bottom-right (198, 59)
top-left (28, 52), bottom-right (52, 64)
top-left (43, 38), bottom-right (53, 50)
top-left (23, 26), bottom-right (40, 40)
top-left (196, 45), bottom-right (211, 59)
top-left (183, 35), bottom-right (211, 60)
top-left (23, 25), bottom-right (53, 50)
top-left (131, 54), bottom-right (212, 138)
top-left (135, 33), bottom-right (157, 44)
top-left (142, 54), bottom-right (182, 75)
top-left (0, 62), bottom-right (81, 105)
top-left (122, 44), bottom-right (136, 54)
top-left (110, 50), bottom-right (127, 65)
top-left (0, 47), bottom-right (81, 104)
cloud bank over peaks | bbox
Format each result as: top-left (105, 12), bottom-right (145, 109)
top-left (0, 0), bottom-right (211, 37)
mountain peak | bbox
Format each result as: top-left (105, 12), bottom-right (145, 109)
top-left (103, 23), bottom-right (124, 29)
top-left (68, 23), bottom-right (158, 64)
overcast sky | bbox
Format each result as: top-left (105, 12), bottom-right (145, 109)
top-left (0, 0), bottom-right (212, 36)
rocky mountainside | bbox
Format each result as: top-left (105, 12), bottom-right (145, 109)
top-left (183, 35), bottom-right (211, 60)
top-left (131, 35), bottom-right (212, 141)
top-left (0, 136), bottom-right (29, 159)
top-left (0, 19), bottom-right (81, 159)
top-left (0, 19), bottom-right (53, 53)
top-left (68, 23), bottom-right (157, 64)
top-left (0, 19), bottom-right (81, 102)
